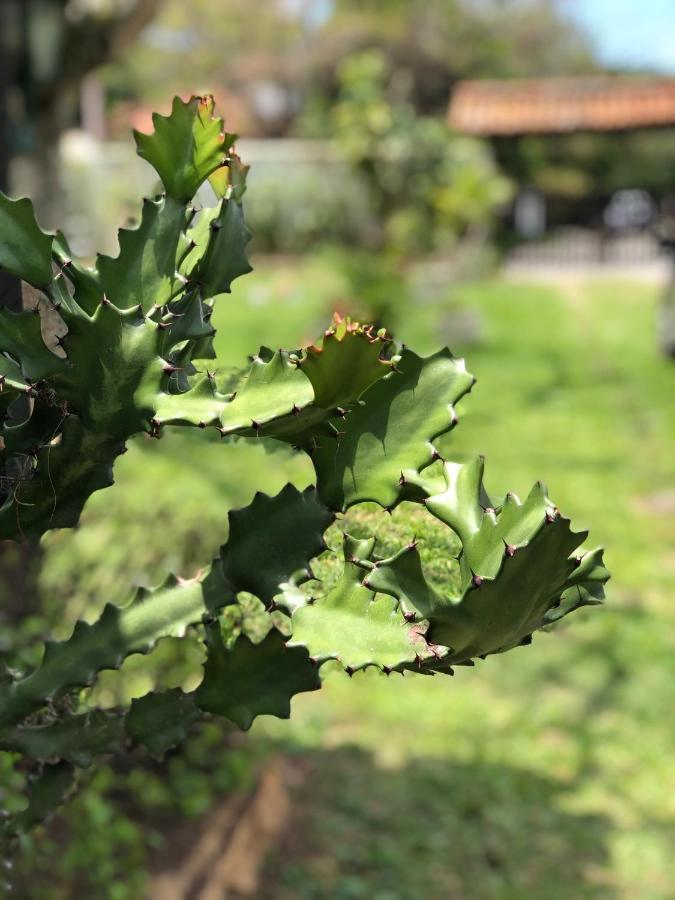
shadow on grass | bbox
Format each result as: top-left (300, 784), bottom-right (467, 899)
top-left (259, 747), bottom-right (613, 900)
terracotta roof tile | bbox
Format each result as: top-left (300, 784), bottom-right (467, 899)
top-left (449, 77), bottom-right (675, 135)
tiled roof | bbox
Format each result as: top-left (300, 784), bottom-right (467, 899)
top-left (449, 77), bottom-right (675, 135)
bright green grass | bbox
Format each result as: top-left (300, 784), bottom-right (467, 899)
top-left (29, 262), bottom-right (675, 898)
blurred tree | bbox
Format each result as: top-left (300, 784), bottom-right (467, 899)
top-left (329, 50), bottom-right (512, 257)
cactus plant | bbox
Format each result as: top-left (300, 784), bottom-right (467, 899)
top-left (0, 96), bottom-right (608, 846)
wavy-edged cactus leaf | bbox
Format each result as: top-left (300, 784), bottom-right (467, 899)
top-left (0, 353), bottom-right (30, 408)
top-left (1, 762), bottom-right (75, 844)
top-left (56, 301), bottom-right (165, 435)
top-left (364, 460), bottom-right (609, 665)
top-left (0, 307), bottom-right (64, 381)
top-left (298, 316), bottom-right (395, 408)
top-left (97, 196), bottom-right (189, 311)
top-left (218, 484), bottom-right (333, 607)
top-left (126, 689), bottom-right (200, 756)
top-left (0, 711), bottom-right (124, 767)
top-left (0, 192), bottom-right (53, 287)
top-left (0, 572), bottom-right (228, 726)
top-left (290, 535), bottom-right (422, 671)
top-left (178, 203), bottom-right (222, 278)
top-left (426, 458), bottom-right (557, 582)
top-left (52, 232), bottom-right (102, 315)
top-left (196, 624), bottom-right (320, 729)
top-left (197, 198), bottom-right (252, 297)
top-left (0, 417), bottom-right (122, 541)
top-left (310, 348), bottom-right (474, 511)
top-left (134, 95), bottom-right (234, 201)
top-left (153, 349), bottom-right (312, 430)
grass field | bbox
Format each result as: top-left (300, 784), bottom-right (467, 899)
top-left (33, 263), bottom-right (675, 898)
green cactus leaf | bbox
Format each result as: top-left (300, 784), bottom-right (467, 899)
top-left (1, 762), bottom-right (75, 844)
top-left (218, 484), bottom-right (333, 607)
top-left (363, 461), bottom-right (609, 665)
top-left (0, 572), bottom-right (226, 727)
top-left (0, 353), bottom-right (30, 408)
top-left (426, 458), bottom-right (557, 582)
top-left (52, 232), bottom-right (103, 315)
top-left (290, 534), bottom-right (423, 671)
top-left (134, 95), bottom-right (234, 201)
top-left (0, 711), bottom-right (124, 767)
top-left (126, 689), bottom-right (200, 756)
top-left (0, 417), bottom-right (119, 541)
top-left (0, 192), bottom-right (53, 287)
top-left (299, 318), bottom-right (395, 408)
top-left (0, 307), bottom-right (65, 381)
top-left (153, 349), bottom-right (313, 430)
top-left (196, 198), bottom-right (252, 298)
top-left (56, 301), bottom-right (165, 435)
top-left (97, 196), bottom-right (190, 311)
top-left (178, 203), bottom-right (222, 278)
top-left (196, 624), bottom-right (321, 730)
top-left (309, 348), bottom-right (475, 511)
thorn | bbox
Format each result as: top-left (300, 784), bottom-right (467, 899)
top-left (403, 611), bottom-right (417, 622)
top-left (483, 506), bottom-right (496, 515)
top-left (471, 574), bottom-right (483, 588)
top-left (335, 407), bottom-right (347, 418)
top-left (210, 219), bottom-right (222, 232)
top-left (310, 656), bottom-right (320, 668)
top-left (505, 544), bottom-right (517, 557)
top-left (572, 556), bottom-right (582, 568)
top-left (545, 510), bottom-right (557, 523)
top-left (398, 472), bottom-right (406, 486)
top-left (345, 665), bottom-right (354, 677)
top-left (478, 653), bottom-right (487, 660)
top-left (520, 634), bottom-right (533, 646)
top-left (382, 666), bottom-right (391, 676)
top-left (251, 419), bottom-right (261, 432)
top-left (291, 404), bottom-right (301, 416)
top-left (431, 447), bottom-right (443, 461)
top-left (101, 295), bottom-right (111, 306)
top-left (156, 321), bottom-right (170, 330)
top-left (163, 363), bottom-right (180, 374)
top-left (198, 421), bottom-right (207, 429)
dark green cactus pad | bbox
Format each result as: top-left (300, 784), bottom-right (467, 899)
top-left (0, 193), bottom-right (53, 286)
top-left (196, 624), bottom-right (321, 730)
top-left (309, 348), bottom-right (475, 511)
top-left (126, 690), bottom-right (200, 756)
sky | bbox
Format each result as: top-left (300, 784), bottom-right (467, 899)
top-left (563, 0), bottom-right (675, 73)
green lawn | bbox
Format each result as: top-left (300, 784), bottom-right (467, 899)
top-left (28, 263), bottom-right (675, 898)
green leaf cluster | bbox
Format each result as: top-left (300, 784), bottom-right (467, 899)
top-left (0, 95), bottom-right (607, 842)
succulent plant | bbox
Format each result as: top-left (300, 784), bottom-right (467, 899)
top-left (0, 96), bottom-right (608, 844)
